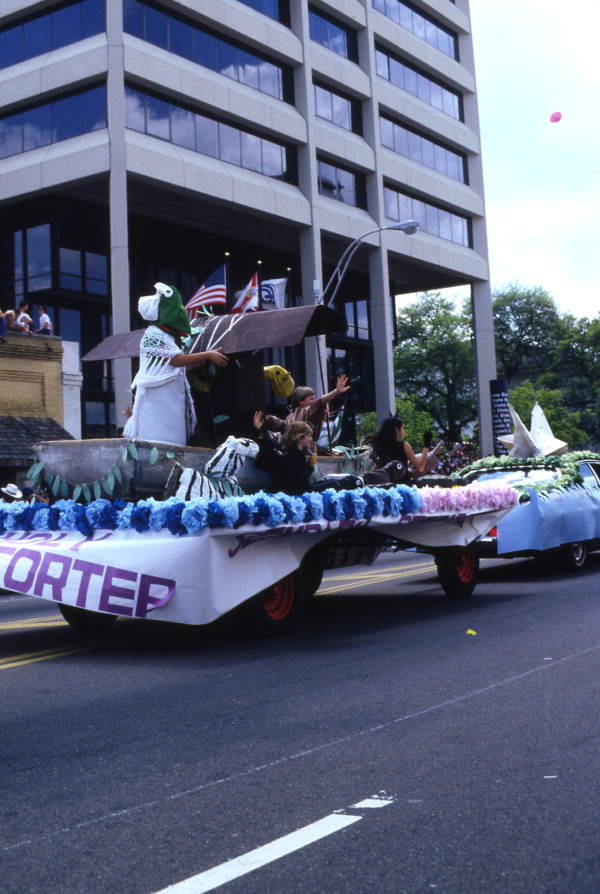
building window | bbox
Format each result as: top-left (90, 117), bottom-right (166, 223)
top-left (123, 0), bottom-right (290, 102)
top-left (372, 0), bottom-right (457, 59)
top-left (0, 0), bottom-right (105, 70)
top-left (309, 8), bottom-right (358, 62)
top-left (384, 185), bottom-right (470, 246)
top-left (317, 159), bottom-right (365, 208)
top-left (380, 115), bottom-right (466, 182)
top-left (236, 0), bottom-right (290, 24)
top-left (314, 82), bottom-right (361, 133)
top-left (59, 247), bottom-right (108, 294)
top-left (0, 85), bottom-right (107, 159)
top-left (343, 299), bottom-right (370, 340)
top-left (12, 225), bottom-right (52, 295)
top-left (125, 87), bottom-right (295, 182)
top-left (375, 47), bottom-right (462, 120)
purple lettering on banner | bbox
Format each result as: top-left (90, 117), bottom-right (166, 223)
top-left (99, 566), bottom-right (137, 616)
top-left (0, 544), bottom-right (17, 587)
top-left (4, 548), bottom-right (42, 593)
top-left (68, 532), bottom-right (113, 553)
top-left (33, 552), bottom-right (73, 601)
top-left (136, 574), bottom-right (176, 617)
top-left (72, 559), bottom-right (105, 608)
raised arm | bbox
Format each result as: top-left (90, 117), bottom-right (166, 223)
top-left (170, 348), bottom-right (229, 369)
top-left (319, 374), bottom-right (351, 405)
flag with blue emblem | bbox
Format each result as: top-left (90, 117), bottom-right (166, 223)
top-left (260, 278), bottom-right (287, 310)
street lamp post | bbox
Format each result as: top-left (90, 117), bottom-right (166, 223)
top-left (321, 220), bottom-right (419, 307)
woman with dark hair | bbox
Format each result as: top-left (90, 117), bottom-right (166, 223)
top-left (366, 417), bottom-right (433, 484)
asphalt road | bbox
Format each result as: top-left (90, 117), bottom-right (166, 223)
top-left (1, 550), bottom-right (599, 894)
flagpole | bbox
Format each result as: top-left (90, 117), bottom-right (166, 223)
top-left (257, 259), bottom-right (263, 311)
top-left (224, 251), bottom-right (230, 314)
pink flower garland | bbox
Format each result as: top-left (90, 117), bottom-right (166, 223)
top-left (418, 481), bottom-right (519, 515)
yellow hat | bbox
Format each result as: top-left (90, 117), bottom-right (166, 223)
top-left (264, 365), bottom-right (295, 398)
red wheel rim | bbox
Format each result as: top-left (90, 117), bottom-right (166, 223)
top-left (262, 576), bottom-right (295, 620)
top-left (456, 549), bottom-right (476, 583)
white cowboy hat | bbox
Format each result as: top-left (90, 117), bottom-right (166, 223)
top-left (1, 483), bottom-right (23, 500)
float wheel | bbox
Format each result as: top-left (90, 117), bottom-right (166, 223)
top-left (435, 545), bottom-right (479, 598)
top-left (59, 604), bottom-right (118, 635)
top-left (243, 571), bottom-right (306, 635)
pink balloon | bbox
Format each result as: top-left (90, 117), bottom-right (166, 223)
top-left (549, 111), bottom-right (562, 123)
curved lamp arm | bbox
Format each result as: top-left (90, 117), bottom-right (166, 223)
top-left (321, 220), bottom-right (419, 307)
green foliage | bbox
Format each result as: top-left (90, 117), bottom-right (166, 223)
top-left (357, 395), bottom-right (436, 444)
top-left (492, 283), bottom-right (563, 382)
top-left (458, 451), bottom-right (600, 500)
top-left (394, 292), bottom-right (476, 441)
top-left (509, 381), bottom-right (588, 449)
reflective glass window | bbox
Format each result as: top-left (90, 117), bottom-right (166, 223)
top-left (23, 16), bottom-right (51, 57)
top-left (145, 6), bottom-right (168, 48)
top-left (318, 161), bottom-right (337, 198)
top-left (216, 40), bottom-right (238, 80)
top-left (170, 18), bottom-right (194, 60)
top-left (27, 225), bottom-right (52, 291)
top-left (0, 115), bottom-right (23, 159)
top-left (373, 1), bottom-right (457, 60)
top-left (384, 185), bottom-right (470, 246)
top-left (125, 88), bottom-right (146, 132)
top-left (124, 1), bottom-right (286, 101)
top-left (23, 105), bottom-right (52, 151)
top-left (60, 308), bottom-right (81, 343)
top-left (238, 50), bottom-right (260, 90)
top-left (60, 247), bottom-right (82, 290)
top-left (0, 24), bottom-right (23, 68)
top-left (171, 106), bottom-right (195, 149)
top-left (309, 9), bottom-right (351, 59)
top-left (380, 115), bottom-right (466, 182)
top-left (219, 122), bottom-right (241, 166)
top-left (81, 0), bottom-right (105, 38)
top-left (315, 85), bottom-right (332, 120)
top-left (332, 92), bottom-right (352, 130)
top-left (380, 116), bottom-right (394, 148)
top-left (261, 139), bottom-right (285, 177)
top-left (81, 85), bottom-right (107, 132)
top-left (376, 47), bottom-right (462, 120)
top-left (86, 251), bottom-right (108, 294)
top-left (355, 300), bottom-right (369, 339)
top-left (52, 5), bottom-right (80, 47)
top-left (124, 0), bottom-right (144, 35)
top-left (53, 93), bottom-right (82, 142)
top-left (196, 114), bottom-right (218, 157)
top-left (145, 95), bottom-right (170, 140)
top-left (237, 0), bottom-right (282, 21)
top-left (241, 131), bottom-right (262, 172)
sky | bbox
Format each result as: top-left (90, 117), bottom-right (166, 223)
top-left (468, 0), bottom-right (600, 317)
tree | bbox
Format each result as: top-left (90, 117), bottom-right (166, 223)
top-left (394, 292), bottom-right (476, 441)
top-left (492, 283), bottom-right (563, 383)
top-left (509, 380), bottom-right (588, 449)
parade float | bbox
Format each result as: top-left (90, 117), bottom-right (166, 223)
top-left (0, 297), bottom-right (520, 634)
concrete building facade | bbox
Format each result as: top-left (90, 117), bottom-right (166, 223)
top-left (0, 0), bottom-right (497, 450)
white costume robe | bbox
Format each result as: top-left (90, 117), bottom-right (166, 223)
top-left (123, 326), bottom-right (196, 445)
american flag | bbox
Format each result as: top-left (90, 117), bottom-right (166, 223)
top-left (186, 264), bottom-right (227, 316)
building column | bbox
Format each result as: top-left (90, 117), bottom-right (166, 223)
top-left (106, 0), bottom-right (132, 429)
top-left (290, 0), bottom-right (327, 395)
top-left (368, 247), bottom-right (396, 421)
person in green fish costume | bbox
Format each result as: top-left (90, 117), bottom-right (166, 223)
top-left (124, 282), bottom-right (228, 445)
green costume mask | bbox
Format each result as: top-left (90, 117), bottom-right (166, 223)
top-left (157, 285), bottom-right (191, 346)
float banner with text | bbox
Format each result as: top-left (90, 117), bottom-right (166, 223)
top-left (0, 509), bottom-right (509, 626)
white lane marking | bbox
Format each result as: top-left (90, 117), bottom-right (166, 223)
top-left (350, 797), bottom-right (394, 809)
top-left (4, 640), bottom-right (600, 854)
top-left (543, 775), bottom-right (558, 779)
top-left (152, 813), bottom-right (361, 894)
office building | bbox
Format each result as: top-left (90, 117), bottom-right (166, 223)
top-left (0, 0), bottom-right (496, 449)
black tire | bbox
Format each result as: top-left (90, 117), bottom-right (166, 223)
top-left (300, 561), bottom-right (324, 599)
top-left (242, 571), bottom-right (306, 635)
top-left (559, 541), bottom-right (588, 571)
top-left (59, 603), bottom-right (118, 635)
top-left (435, 545), bottom-right (479, 598)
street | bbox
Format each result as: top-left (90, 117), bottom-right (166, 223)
top-left (1, 550), bottom-right (599, 894)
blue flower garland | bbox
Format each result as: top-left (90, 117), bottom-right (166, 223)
top-left (0, 482), bottom-right (448, 538)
